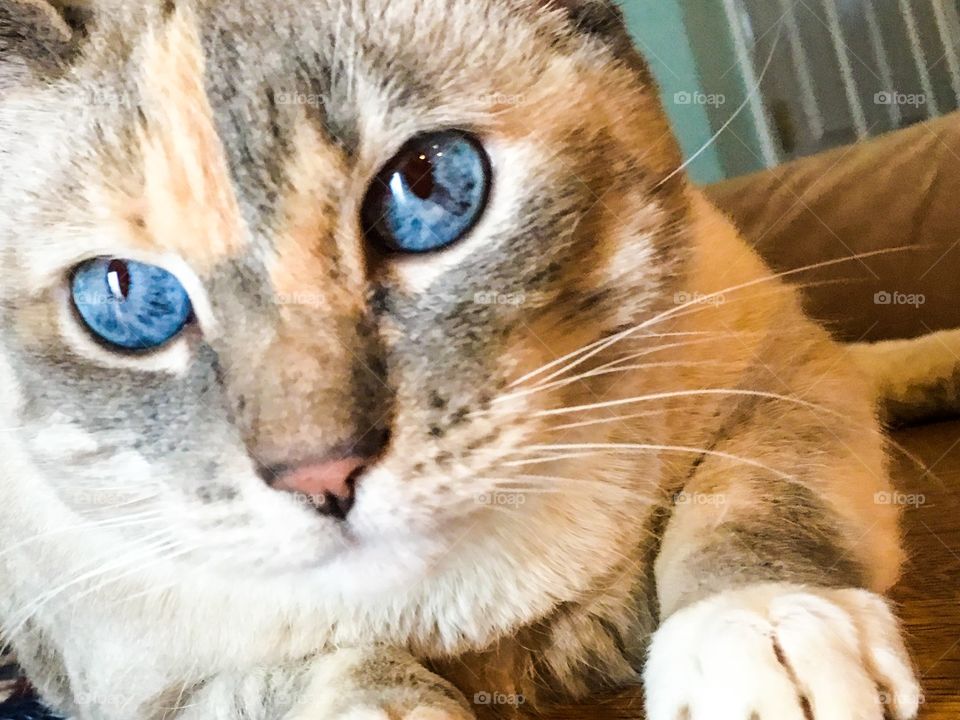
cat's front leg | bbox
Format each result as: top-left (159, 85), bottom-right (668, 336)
top-left (286, 648), bottom-right (475, 720)
top-left (170, 648), bottom-right (475, 720)
top-left (644, 476), bottom-right (921, 720)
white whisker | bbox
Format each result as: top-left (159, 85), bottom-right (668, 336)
top-left (547, 409), bottom-right (670, 432)
top-left (507, 247), bottom-right (920, 393)
top-left (0, 510), bottom-right (167, 562)
top-left (530, 389), bottom-right (826, 418)
top-left (4, 532), bottom-right (181, 640)
top-left (508, 443), bottom-right (796, 481)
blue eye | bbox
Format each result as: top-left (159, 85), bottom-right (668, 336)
top-left (70, 258), bottom-right (193, 351)
top-left (362, 131), bottom-right (491, 253)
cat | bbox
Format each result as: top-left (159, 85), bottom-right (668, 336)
top-left (0, 0), bottom-right (955, 718)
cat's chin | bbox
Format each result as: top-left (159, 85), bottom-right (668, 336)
top-left (189, 523), bottom-right (448, 597)
top-left (323, 536), bottom-right (447, 596)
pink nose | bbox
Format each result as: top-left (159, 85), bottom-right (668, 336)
top-left (272, 457), bottom-right (366, 519)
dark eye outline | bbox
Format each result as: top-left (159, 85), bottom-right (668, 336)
top-left (360, 130), bottom-right (493, 255)
top-left (68, 258), bottom-right (195, 356)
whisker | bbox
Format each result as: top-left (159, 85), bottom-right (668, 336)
top-left (496, 350), bottom-right (729, 404)
top-left (506, 331), bottom-right (719, 391)
top-left (530, 389), bottom-right (827, 418)
top-left (547, 409), bottom-right (670, 432)
top-left (654, 18), bottom-right (784, 191)
top-left (506, 443), bottom-right (797, 481)
top-left (0, 510), bottom-right (167, 562)
top-left (5, 533), bottom-right (180, 640)
top-left (508, 246), bottom-right (922, 391)
top-left (65, 541), bottom-right (198, 615)
top-left (485, 475), bottom-right (639, 496)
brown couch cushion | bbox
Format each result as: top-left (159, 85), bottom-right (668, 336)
top-left (707, 113), bottom-right (960, 343)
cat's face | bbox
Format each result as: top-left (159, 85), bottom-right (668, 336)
top-left (0, 0), bottom-right (687, 596)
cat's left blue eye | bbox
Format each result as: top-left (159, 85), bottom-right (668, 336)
top-left (70, 258), bottom-right (193, 352)
top-left (362, 131), bottom-right (491, 254)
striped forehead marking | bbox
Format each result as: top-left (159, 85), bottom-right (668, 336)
top-left (133, 5), bottom-right (246, 272)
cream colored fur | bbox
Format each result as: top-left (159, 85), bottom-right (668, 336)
top-left (0, 1), bottom-right (943, 719)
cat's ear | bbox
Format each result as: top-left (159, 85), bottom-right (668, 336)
top-left (540, 0), bottom-right (653, 79)
top-left (0, 0), bottom-right (88, 82)
top-left (546, 0), bottom-right (630, 43)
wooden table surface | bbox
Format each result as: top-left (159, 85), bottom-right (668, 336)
top-left (546, 421), bottom-right (960, 719)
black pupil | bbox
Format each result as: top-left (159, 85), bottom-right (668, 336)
top-left (107, 259), bottom-right (131, 299)
top-left (397, 151), bottom-right (435, 200)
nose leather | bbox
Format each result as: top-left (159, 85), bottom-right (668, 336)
top-left (274, 457), bottom-right (366, 501)
top-left (265, 455), bottom-right (370, 520)
top-left (257, 430), bottom-right (390, 520)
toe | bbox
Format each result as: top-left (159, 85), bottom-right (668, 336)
top-left (839, 590), bottom-right (922, 720)
top-left (689, 616), bottom-right (806, 720)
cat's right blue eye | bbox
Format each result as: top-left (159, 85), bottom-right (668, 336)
top-left (70, 258), bottom-right (193, 352)
top-left (361, 131), bottom-right (492, 254)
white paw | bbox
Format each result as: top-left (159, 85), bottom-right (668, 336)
top-left (322, 700), bottom-right (475, 720)
top-left (335, 706), bottom-right (471, 720)
top-left (405, 709), bottom-right (473, 720)
top-left (336, 709), bottom-right (393, 720)
top-left (644, 584), bottom-right (921, 720)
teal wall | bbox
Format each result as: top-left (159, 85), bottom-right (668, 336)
top-left (619, 0), bottom-right (725, 184)
top-left (678, 1), bottom-right (773, 178)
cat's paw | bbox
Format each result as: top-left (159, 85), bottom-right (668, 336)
top-left (294, 693), bottom-right (476, 720)
top-left (335, 706), bottom-right (473, 720)
top-left (284, 647), bottom-right (476, 720)
top-left (644, 584), bottom-right (921, 720)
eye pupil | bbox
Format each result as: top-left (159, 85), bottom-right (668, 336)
top-left (399, 154), bottom-right (436, 200)
top-left (362, 131), bottom-right (491, 254)
top-left (107, 259), bottom-right (131, 299)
